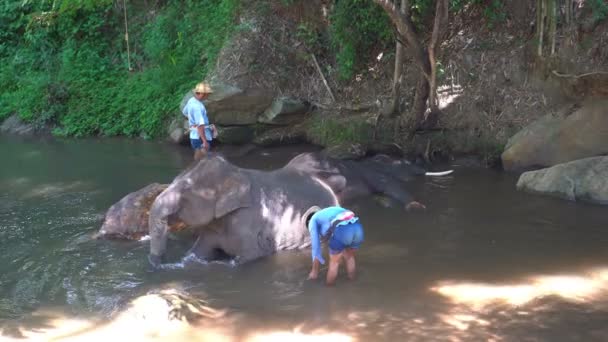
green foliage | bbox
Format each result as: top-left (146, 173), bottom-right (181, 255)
top-left (296, 22), bottom-right (322, 53)
top-left (330, 0), bottom-right (393, 80)
top-left (590, 0), bottom-right (608, 21)
top-left (308, 116), bottom-right (372, 146)
top-left (482, 0), bottom-right (506, 27)
top-left (0, 0), bottom-right (239, 137)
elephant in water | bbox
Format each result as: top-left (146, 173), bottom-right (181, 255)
top-left (147, 153), bottom-right (339, 267)
top-left (97, 152), bottom-right (452, 267)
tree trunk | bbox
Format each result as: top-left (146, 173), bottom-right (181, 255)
top-left (373, 0), bottom-right (447, 130)
top-left (411, 75), bottom-right (430, 130)
top-left (427, 0), bottom-right (449, 113)
top-left (549, 0), bottom-right (557, 55)
top-left (536, 0), bottom-right (544, 56)
top-left (390, 0), bottom-right (408, 116)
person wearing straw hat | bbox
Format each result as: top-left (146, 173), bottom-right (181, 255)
top-left (182, 82), bottom-right (217, 159)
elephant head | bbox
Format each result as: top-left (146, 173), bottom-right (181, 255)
top-left (148, 154), bottom-right (252, 267)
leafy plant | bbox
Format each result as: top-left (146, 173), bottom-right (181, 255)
top-left (330, 0), bottom-right (393, 80)
top-left (590, 0), bottom-right (608, 21)
top-left (0, 0), bottom-right (239, 138)
top-left (308, 116), bottom-right (373, 146)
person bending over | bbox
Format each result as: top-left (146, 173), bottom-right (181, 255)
top-left (307, 206), bottom-right (364, 286)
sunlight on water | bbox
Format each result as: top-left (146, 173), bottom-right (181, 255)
top-left (432, 267), bottom-right (608, 308)
top-left (1, 290), bottom-right (353, 342)
top-left (247, 329), bottom-right (353, 342)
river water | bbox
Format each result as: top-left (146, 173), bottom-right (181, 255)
top-left (1, 135), bottom-right (608, 341)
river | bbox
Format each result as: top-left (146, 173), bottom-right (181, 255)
top-left (1, 135), bottom-right (608, 341)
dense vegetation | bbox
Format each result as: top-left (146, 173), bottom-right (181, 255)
top-left (0, 0), bottom-right (239, 138)
top-left (1, 0), bottom-right (606, 139)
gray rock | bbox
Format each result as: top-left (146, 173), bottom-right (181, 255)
top-left (502, 100), bottom-right (608, 171)
top-left (179, 83), bottom-right (273, 126)
top-left (0, 115), bottom-right (35, 135)
top-left (167, 116), bottom-right (189, 145)
top-left (516, 156), bottom-right (608, 205)
top-left (216, 126), bottom-right (255, 145)
top-left (258, 97), bottom-right (310, 125)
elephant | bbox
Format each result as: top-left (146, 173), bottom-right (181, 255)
top-left (97, 152), bottom-right (452, 267)
top-left (146, 153), bottom-right (340, 267)
top-left (283, 152), bottom-right (453, 210)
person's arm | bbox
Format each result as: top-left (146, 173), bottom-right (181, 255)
top-left (196, 125), bottom-right (209, 150)
top-left (308, 217), bottom-right (325, 279)
top-left (308, 258), bottom-right (320, 280)
top-left (192, 107), bottom-right (210, 151)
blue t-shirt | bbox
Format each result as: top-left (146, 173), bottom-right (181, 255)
top-left (308, 206), bottom-right (359, 264)
top-left (183, 97), bottom-right (213, 141)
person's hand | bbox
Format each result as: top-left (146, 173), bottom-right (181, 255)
top-left (405, 201), bottom-right (426, 211)
top-left (308, 270), bottom-right (318, 280)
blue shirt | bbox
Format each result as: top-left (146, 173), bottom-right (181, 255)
top-left (183, 97), bottom-right (213, 141)
top-left (308, 206), bottom-right (359, 264)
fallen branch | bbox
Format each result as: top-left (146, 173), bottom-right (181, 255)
top-left (552, 70), bottom-right (608, 79)
top-left (310, 53), bottom-right (336, 103)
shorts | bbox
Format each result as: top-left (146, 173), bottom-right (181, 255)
top-left (190, 138), bottom-right (211, 150)
top-left (329, 221), bottom-right (364, 254)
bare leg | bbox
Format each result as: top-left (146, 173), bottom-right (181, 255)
top-left (344, 248), bottom-right (357, 280)
top-left (326, 252), bottom-right (342, 286)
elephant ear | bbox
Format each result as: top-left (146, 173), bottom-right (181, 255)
top-left (215, 170), bottom-right (252, 218)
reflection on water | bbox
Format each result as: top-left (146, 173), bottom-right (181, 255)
top-left (1, 135), bottom-right (608, 340)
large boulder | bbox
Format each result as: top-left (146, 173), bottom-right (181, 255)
top-left (216, 125), bottom-right (255, 145)
top-left (502, 100), bottom-right (608, 171)
top-left (257, 97), bottom-right (310, 125)
top-left (179, 84), bottom-right (273, 126)
top-left (167, 115), bottom-right (189, 145)
top-left (0, 114), bottom-right (35, 135)
top-left (516, 156), bottom-right (608, 205)
top-left (205, 84), bottom-right (273, 126)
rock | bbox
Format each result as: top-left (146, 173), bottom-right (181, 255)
top-left (206, 84), bottom-right (273, 126)
top-left (97, 183), bottom-right (169, 239)
top-left (322, 143), bottom-right (367, 160)
top-left (516, 156), bottom-right (608, 205)
top-left (502, 100), bottom-right (608, 171)
top-left (253, 125), bottom-right (307, 147)
top-left (167, 116), bottom-right (189, 145)
top-left (0, 114), bottom-right (35, 135)
top-left (179, 83), bottom-right (273, 126)
top-left (257, 97), bottom-right (310, 125)
top-left (216, 125), bottom-right (255, 145)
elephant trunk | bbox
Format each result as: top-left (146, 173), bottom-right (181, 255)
top-left (149, 214), bottom-right (169, 261)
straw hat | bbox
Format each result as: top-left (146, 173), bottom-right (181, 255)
top-left (193, 82), bottom-right (213, 94)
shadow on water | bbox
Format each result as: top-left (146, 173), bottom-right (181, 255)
top-left (1, 135), bottom-right (608, 340)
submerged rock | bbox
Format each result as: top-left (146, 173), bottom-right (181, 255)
top-left (516, 156), bottom-right (608, 205)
